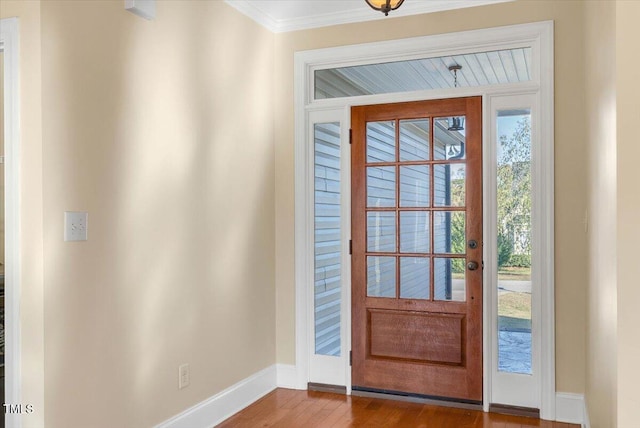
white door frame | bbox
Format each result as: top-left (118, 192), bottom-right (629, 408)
top-left (294, 21), bottom-right (554, 419)
top-left (0, 17), bottom-right (22, 428)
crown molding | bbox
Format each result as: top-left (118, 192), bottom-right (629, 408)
top-left (225, 0), bottom-right (514, 33)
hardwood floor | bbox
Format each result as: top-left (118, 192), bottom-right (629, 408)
top-left (216, 389), bottom-right (580, 427)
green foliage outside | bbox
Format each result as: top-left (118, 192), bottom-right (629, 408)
top-left (497, 116), bottom-right (531, 268)
top-left (450, 176), bottom-right (465, 274)
top-left (506, 254), bottom-right (531, 268)
top-left (449, 116), bottom-right (532, 269)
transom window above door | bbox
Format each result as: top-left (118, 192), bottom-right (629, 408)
top-left (314, 47), bottom-right (532, 100)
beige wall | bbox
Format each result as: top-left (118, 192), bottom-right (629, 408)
top-left (584, 1), bottom-right (617, 427)
top-left (275, 0), bottom-right (588, 394)
top-left (0, 1), bottom-right (45, 427)
top-left (616, 1), bottom-right (640, 426)
top-left (39, 1), bottom-right (275, 427)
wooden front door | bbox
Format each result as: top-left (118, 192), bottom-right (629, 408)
top-left (351, 97), bottom-right (483, 402)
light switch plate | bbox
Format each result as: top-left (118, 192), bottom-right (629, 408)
top-left (64, 211), bottom-right (88, 242)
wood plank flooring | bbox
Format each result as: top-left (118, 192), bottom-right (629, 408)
top-left (216, 388), bottom-right (580, 428)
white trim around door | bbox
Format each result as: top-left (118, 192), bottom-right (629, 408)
top-left (0, 16), bottom-right (22, 428)
top-left (294, 20), bottom-right (555, 419)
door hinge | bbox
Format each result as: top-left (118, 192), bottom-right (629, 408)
top-left (349, 351), bottom-right (352, 366)
top-left (349, 239), bottom-right (352, 255)
top-left (349, 129), bottom-right (353, 145)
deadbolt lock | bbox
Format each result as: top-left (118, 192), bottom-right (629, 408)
top-left (468, 240), bottom-right (478, 249)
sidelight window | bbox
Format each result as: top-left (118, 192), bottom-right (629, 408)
top-left (496, 109), bottom-right (532, 374)
top-left (314, 122), bottom-right (342, 356)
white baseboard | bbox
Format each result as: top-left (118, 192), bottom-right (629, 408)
top-left (276, 364), bottom-right (299, 389)
top-left (155, 365), bottom-right (277, 428)
top-left (556, 392), bottom-right (586, 426)
top-left (155, 371), bottom-right (589, 428)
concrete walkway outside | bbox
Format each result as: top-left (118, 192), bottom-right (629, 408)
top-left (451, 278), bottom-right (532, 374)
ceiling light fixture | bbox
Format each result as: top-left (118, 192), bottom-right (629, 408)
top-left (365, 0), bottom-right (405, 16)
top-left (448, 117), bottom-right (464, 131)
top-left (449, 64), bottom-right (462, 88)
top-left (448, 64), bottom-right (465, 131)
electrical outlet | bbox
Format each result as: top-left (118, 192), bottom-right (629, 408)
top-left (178, 363), bottom-right (190, 390)
top-left (64, 211), bottom-right (88, 241)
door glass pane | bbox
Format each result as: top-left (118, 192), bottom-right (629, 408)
top-left (400, 119), bottom-right (430, 161)
top-left (367, 166), bottom-right (396, 207)
top-left (434, 258), bottom-right (466, 301)
top-left (367, 121), bottom-right (396, 163)
top-left (314, 122), bottom-right (341, 356)
top-left (400, 211), bottom-right (430, 253)
top-left (367, 212), bottom-right (396, 252)
top-left (399, 165), bottom-right (430, 207)
top-left (434, 164), bottom-right (466, 207)
top-left (434, 116), bottom-right (466, 160)
top-left (434, 211), bottom-right (465, 254)
top-left (497, 109), bottom-right (532, 374)
top-left (367, 256), bottom-right (396, 298)
top-left (400, 257), bottom-right (430, 299)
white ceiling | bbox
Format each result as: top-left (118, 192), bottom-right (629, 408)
top-left (224, 0), bottom-right (513, 33)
